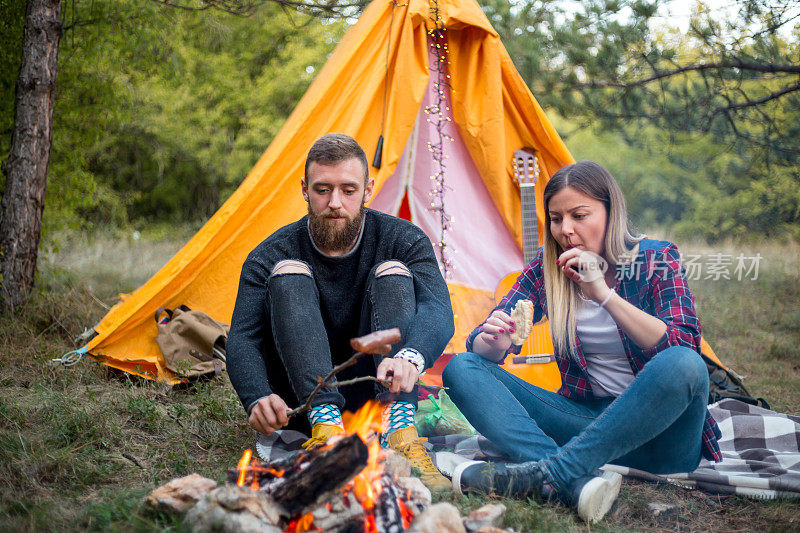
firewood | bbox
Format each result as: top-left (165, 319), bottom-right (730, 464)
top-left (269, 434), bottom-right (369, 515)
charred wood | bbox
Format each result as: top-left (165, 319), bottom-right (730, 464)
top-left (268, 434), bottom-right (368, 515)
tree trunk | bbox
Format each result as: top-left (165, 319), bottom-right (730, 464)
top-left (0, 0), bottom-right (61, 308)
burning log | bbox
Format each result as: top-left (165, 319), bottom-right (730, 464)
top-left (373, 474), bottom-right (414, 533)
top-left (395, 476), bottom-right (431, 509)
top-left (229, 433), bottom-right (369, 517)
top-left (308, 492), bottom-right (367, 532)
top-left (272, 434), bottom-right (369, 514)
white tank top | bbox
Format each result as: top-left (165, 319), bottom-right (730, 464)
top-left (576, 298), bottom-right (634, 397)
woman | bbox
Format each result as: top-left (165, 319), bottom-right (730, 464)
top-left (442, 160), bottom-right (721, 523)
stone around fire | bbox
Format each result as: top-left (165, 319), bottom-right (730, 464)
top-left (408, 502), bottom-right (467, 533)
top-left (145, 473), bottom-right (218, 514)
top-left (463, 503), bottom-right (506, 532)
top-left (185, 484), bottom-right (285, 533)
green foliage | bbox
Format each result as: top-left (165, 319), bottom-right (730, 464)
top-left (43, 0), bottom-right (343, 232)
top-left (558, 116), bottom-right (800, 241)
top-left (4, 0), bottom-right (798, 242)
top-left (489, 0), bottom-right (800, 241)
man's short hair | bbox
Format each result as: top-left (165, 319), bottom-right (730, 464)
top-left (304, 133), bottom-right (369, 184)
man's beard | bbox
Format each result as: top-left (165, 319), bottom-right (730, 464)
top-left (308, 204), bottom-right (365, 253)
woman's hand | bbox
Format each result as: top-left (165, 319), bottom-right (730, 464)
top-left (558, 247), bottom-right (668, 348)
top-left (557, 248), bottom-right (612, 302)
top-left (472, 310), bottom-right (516, 362)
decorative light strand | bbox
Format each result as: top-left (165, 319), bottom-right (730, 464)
top-left (425, 0), bottom-right (455, 278)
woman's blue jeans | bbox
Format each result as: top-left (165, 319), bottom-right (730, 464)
top-left (442, 346), bottom-right (708, 491)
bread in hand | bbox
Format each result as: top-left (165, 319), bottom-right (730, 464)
top-left (509, 299), bottom-right (534, 345)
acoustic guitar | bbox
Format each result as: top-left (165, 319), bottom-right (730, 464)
top-left (495, 150), bottom-right (722, 390)
top-left (495, 149), bottom-right (562, 391)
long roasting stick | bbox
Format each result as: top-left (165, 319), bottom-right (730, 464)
top-left (286, 328), bottom-right (402, 418)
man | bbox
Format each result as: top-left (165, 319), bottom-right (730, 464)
top-left (227, 133), bottom-right (454, 490)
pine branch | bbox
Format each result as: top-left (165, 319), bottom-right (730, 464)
top-left (576, 60), bottom-right (800, 89)
top-left (153, 0), bottom-right (366, 16)
top-left (721, 82), bottom-right (800, 112)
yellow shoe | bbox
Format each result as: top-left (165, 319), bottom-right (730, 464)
top-left (386, 426), bottom-right (451, 492)
top-left (302, 423), bottom-right (345, 450)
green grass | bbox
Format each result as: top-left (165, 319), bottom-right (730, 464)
top-left (1, 231), bottom-right (799, 531)
top-left (676, 236), bottom-right (800, 414)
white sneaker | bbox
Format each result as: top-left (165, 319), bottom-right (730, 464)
top-left (574, 471), bottom-right (622, 523)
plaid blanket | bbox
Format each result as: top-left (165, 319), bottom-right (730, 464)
top-left (427, 399), bottom-right (800, 500)
top-left (254, 399), bottom-right (800, 500)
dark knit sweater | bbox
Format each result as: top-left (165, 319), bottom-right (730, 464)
top-left (227, 208), bottom-right (454, 416)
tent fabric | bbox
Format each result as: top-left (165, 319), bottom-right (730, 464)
top-left (84, 0), bottom-right (576, 383)
top-left (369, 42), bottom-right (525, 291)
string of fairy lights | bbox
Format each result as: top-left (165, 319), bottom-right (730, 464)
top-left (425, 0), bottom-right (455, 278)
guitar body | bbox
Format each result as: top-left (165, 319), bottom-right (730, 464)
top-left (491, 149), bottom-right (563, 392)
top-left (495, 271), bottom-right (562, 392)
top-left (417, 149), bottom-right (561, 393)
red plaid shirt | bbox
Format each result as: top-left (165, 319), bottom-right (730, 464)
top-left (467, 239), bottom-right (722, 462)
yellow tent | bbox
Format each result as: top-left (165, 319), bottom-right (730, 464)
top-left (82, 0), bottom-right (722, 385)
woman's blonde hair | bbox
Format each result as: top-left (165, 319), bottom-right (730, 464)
top-left (542, 161), bottom-right (642, 356)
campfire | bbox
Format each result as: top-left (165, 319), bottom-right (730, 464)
top-left (144, 331), bottom-right (514, 531)
top-left (146, 398), bottom-right (512, 533)
top-left (143, 399), bottom-right (428, 533)
top-left (226, 400), bottom-right (422, 533)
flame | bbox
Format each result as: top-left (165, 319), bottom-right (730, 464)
top-left (235, 449), bottom-right (285, 490)
top-left (236, 449), bottom-right (252, 486)
top-left (286, 512), bottom-right (316, 532)
top-left (342, 400), bottom-right (384, 438)
top-left (343, 401), bottom-right (385, 507)
top-left (398, 498), bottom-right (414, 529)
top-left (341, 401), bottom-right (390, 532)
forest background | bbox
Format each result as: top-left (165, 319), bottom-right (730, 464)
top-left (2, 0), bottom-right (799, 246)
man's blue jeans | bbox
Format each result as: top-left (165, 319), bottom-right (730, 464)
top-left (442, 346), bottom-right (708, 491)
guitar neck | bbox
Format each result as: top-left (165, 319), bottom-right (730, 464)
top-left (520, 184), bottom-right (539, 265)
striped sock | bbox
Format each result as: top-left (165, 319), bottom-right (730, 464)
top-left (308, 403), bottom-right (343, 429)
top-left (380, 401), bottom-right (416, 447)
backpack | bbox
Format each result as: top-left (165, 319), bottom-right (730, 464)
top-left (702, 354), bottom-right (770, 409)
top-left (155, 306), bottom-right (229, 379)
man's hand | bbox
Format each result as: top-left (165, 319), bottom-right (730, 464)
top-left (376, 357), bottom-right (419, 393)
top-left (249, 394), bottom-right (290, 435)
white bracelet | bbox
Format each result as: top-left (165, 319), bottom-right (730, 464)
top-left (394, 348), bottom-right (425, 375)
top-left (598, 289), bottom-right (615, 308)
